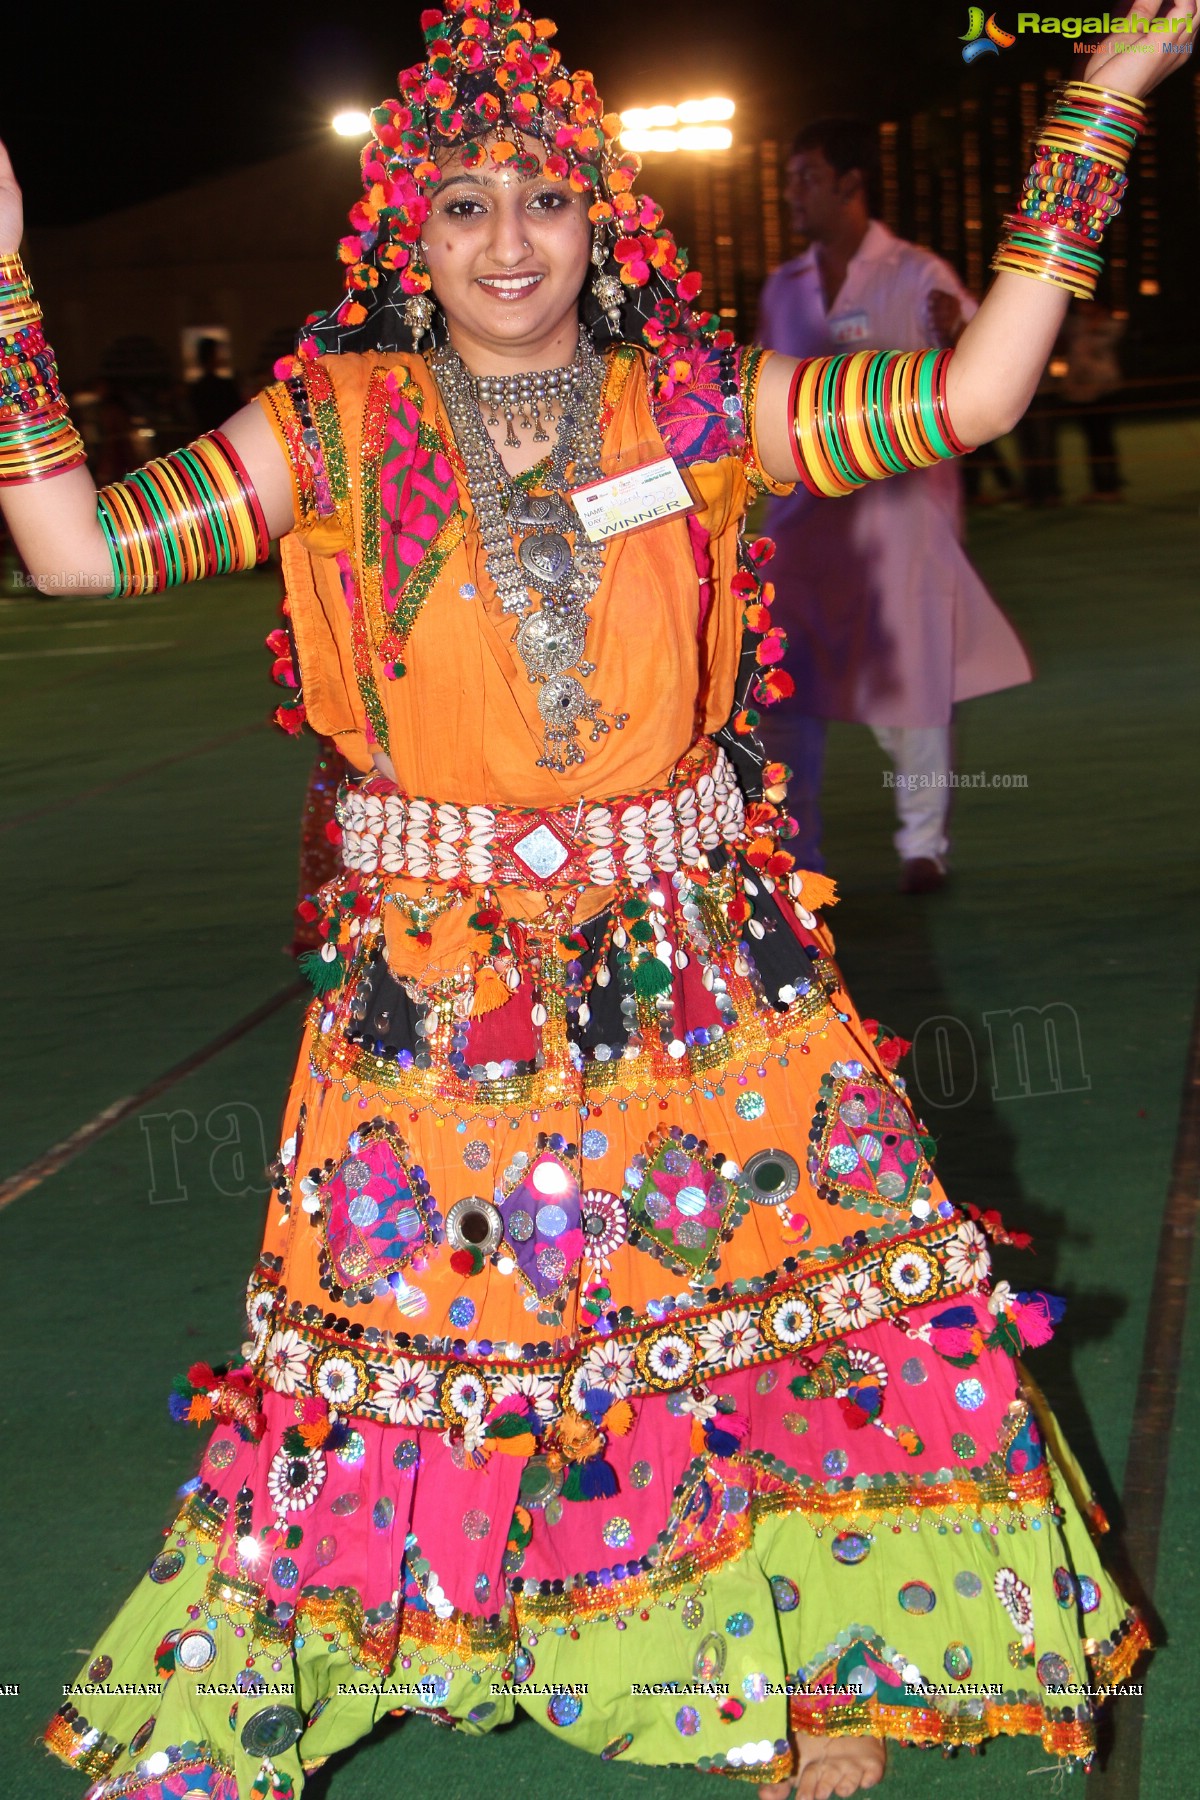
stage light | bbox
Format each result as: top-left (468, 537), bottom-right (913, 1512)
top-left (618, 98), bottom-right (735, 154)
top-left (677, 126), bottom-right (733, 151)
top-left (620, 128), bottom-right (679, 152)
top-left (620, 104), bottom-right (680, 130)
top-left (332, 111), bottom-right (372, 137)
top-left (676, 97), bottom-right (735, 124)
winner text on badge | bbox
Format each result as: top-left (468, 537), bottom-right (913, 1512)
top-left (571, 457), bottom-right (694, 542)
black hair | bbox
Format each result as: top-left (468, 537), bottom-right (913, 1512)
top-left (790, 117), bottom-right (880, 214)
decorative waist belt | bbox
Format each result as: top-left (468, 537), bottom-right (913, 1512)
top-left (336, 740), bottom-right (745, 888)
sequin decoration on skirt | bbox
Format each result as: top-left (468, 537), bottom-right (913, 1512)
top-left (43, 764), bottom-right (1148, 1797)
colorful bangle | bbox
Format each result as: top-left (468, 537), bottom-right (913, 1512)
top-left (991, 82), bottom-right (1146, 301)
top-left (789, 348), bottom-right (969, 498)
top-left (97, 431), bottom-right (270, 598)
top-left (0, 252), bottom-right (86, 484)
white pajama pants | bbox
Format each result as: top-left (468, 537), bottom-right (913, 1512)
top-left (870, 724), bottom-right (952, 864)
top-left (765, 714), bottom-right (952, 869)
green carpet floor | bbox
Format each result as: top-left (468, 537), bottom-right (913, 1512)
top-left (1, 416), bottom-right (1197, 1799)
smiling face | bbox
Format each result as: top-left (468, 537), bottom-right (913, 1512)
top-left (420, 136), bottom-right (593, 372)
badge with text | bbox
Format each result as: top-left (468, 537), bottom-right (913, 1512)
top-left (830, 310), bottom-right (870, 345)
top-left (571, 456), bottom-right (695, 543)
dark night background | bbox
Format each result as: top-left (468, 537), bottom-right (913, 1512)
top-left (5, 0), bottom-right (1198, 388)
top-left (6, 1), bottom-right (1196, 223)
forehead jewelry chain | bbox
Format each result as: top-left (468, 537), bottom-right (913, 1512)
top-left (431, 337), bottom-right (628, 771)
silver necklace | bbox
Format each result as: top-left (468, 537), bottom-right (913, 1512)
top-left (473, 366), bottom-right (577, 447)
top-left (431, 337), bottom-right (628, 772)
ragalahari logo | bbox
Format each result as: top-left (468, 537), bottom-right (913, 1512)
top-left (961, 8), bottom-right (1017, 60)
top-left (961, 11), bottom-right (1195, 63)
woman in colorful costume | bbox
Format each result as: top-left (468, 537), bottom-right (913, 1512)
top-left (3, 4), bottom-right (1187, 1796)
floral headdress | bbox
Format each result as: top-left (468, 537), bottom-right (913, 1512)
top-left (296, 0), bottom-right (717, 360)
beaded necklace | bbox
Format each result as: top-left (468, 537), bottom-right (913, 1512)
top-left (431, 337), bottom-right (627, 772)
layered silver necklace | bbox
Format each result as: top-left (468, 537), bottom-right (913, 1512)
top-left (473, 365), bottom-right (577, 447)
top-left (431, 335), bottom-right (627, 772)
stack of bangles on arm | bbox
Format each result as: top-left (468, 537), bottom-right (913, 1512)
top-left (96, 434), bottom-right (270, 595)
top-left (992, 80), bottom-right (1147, 297)
top-left (786, 80), bottom-right (1148, 493)
top-left (0, 252), bottom-right (86, 483)
top-left (0, 251), bottom-right (269, 593)
top-left (787, 348), bottom-right (969, 496)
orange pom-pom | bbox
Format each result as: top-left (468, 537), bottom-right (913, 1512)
top-left (490, 1430), bottom-right (536, 1457)
top-left (471, 964), bottom-right (511, 1016)
top-left (603, 1399), bottom-right (635, 1436)
top-left (794, 871), bottom-right (839, 910)
top-left (745, 836), bottom-right (779, 871)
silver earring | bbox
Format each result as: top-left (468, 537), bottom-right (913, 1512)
top-left (590, 235), bottom-right (624, 334)
top-left (403, 290), bottom-right (436, 352)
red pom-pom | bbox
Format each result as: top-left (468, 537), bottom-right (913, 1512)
top-left (755, 668), bottom-right (795, 703)
top-left (272, 704), bottom-right (306, 736)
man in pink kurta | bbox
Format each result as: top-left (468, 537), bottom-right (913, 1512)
top-left (759, 119), bottom-right (1032, 890)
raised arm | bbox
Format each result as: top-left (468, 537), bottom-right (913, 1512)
top-left (0, 143), bottom-right (295, 596)
top-left (755, 0), bottom-right (1196, 488)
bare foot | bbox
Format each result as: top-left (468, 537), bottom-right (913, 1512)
top-left (758, 1732), bottom-right (886, 1800)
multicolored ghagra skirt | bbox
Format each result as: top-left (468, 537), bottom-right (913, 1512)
top-left (43, 748), bottom-right (1148, 1799)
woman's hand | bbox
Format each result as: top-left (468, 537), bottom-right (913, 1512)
top-left (0, 138), bottom-right (24, 255)
top-left (1084, 0), bottom-right (1199, 98)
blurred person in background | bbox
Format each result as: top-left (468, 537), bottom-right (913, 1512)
top-left (1063, 298), bottom-right (1126, 500)
top-left (188, 334), bottom-right (241, 434)
top-left (758, 118), bottom-right (1031, 894)
top-left (89, 383), bottom-right (141, 487)
top-left (1016, 327), bottom-right (1068, 507)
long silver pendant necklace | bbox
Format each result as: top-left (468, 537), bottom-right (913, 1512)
top-left (431, 337), bottom-right (628, 772)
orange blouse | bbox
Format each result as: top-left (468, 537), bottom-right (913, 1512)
top-left (258, 343), bottom-right (788, 808)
